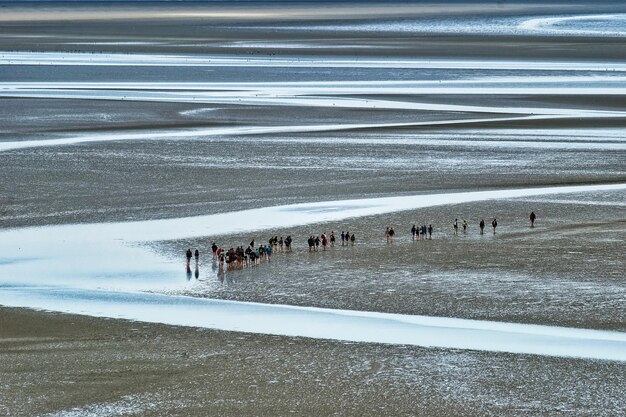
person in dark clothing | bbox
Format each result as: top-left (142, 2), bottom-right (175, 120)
top-left (453, 219), bottom-right (458, 235)
top-left (350, 233), bottom-right (356, 245)
top-left (530, 211), bottom-right (536, 227)
top-left (194, 249), bottom-right (199, 262)
top-left (211, 242), bottom-right (218, 257)
top-left (428, 224), bottom-right (433, 239)
top-left (330, 231), bottom-right (336, 247)
top-left (492, 218), bottom-right (498, 234)
top-left (479, 219), bottom-right (485, 235)
top-left (285, 235), bottom-right (292, 252)
top-left (186, 248), bottom-right (192, 266)
top-left (411, 224), bottom-right (416, 240)
top-left (308, 236), bottom-right (314, 252)
top-left (389, 227), bottom-right (395, 242)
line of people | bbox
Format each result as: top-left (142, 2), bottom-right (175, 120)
top-left (408, 218), bottom-right (498, 239)
top-left (307, 231), bottom-right (356, 251)
top-left (186, 212), bottom-right (538, 270)
top-left (408, 224), bottom-right (434, 240)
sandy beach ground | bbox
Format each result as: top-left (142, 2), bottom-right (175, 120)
top-left (2, 307), bottom-right (625, 417)
top-left (1, 1), bottom-right (625, 415)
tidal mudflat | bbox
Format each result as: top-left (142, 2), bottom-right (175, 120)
top-left (1, 1), bottom-right (625, 415)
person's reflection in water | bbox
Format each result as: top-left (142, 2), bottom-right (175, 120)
top-left (186, 265), bottom-right (192, 281)
top-left (217, 266), bottom-right (225, 283)
top-left (212, 258), bottom-right (218, 273)
top-left (194, 264), bottom-right (200, 279)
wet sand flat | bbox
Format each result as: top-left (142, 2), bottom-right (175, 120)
top-left (2, 129), bottom-right (624, 227)
top-left (164, 191), bottom-right (626, 331)
top-left (2, 307), bottom-right (625, 417)
top-left (1, 1), bottom-right (625, 415)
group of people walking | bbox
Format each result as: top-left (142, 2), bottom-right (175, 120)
top-left (203, 236), bottom-right (293, 270)
top-left (307, 231), bottom-right (356, 251)
top-left (186, 212), bottom-right (538, 271)
top-left (409, 225), bottom-right (433, 240)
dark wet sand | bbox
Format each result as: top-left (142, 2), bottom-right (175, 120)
top-left (2, 307), bottom-right (625, 417)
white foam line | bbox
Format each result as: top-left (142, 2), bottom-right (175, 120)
top-left (0, 115), bottom-right (556, 152)
top-left (1, 287), bottom-right (625, 361)
top-left (219, 42), bottom-right (385, 49)
top-left (6, 77), bottom-right (626, 90)
top-left (64, 41), bottom-right (166, 46)
top-left (3, 123), bottom-right (624, 153)
top-left (2, 51), bottom-right (626, 72)
top-left (2, 184), bottom-right (624, 244)
top-left (4, 85), bottom-right (626, 97)
top-left (0, 79), bottom-right (626, 99)
top-left (2, 89), bottom-right (625, 120)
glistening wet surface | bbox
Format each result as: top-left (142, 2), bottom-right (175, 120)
top-left (1, 1), bottom-right (625, 415)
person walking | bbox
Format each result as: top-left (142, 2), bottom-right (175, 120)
top-left (530, 211), bottom-right (536, 227)
top-left (194, 248), bottom-right (199, 263)
top-left (341, 231), bottom-right (346, 246)
top-left (428, 224), bottom-right (433, 239)
top-left (185, 248), bottom-right (192, 267)
top-left (385, 227), bottom-right (390, 243)
top-left (321, 233), bottom-right (328, 251)
top-left (453, 219), bottom-right (458, 235)
top-left (492, 218), bottom-right (498, 234)
top-left (479, 219), bottom-right (485, 235)
top-left (330, 231), bottom-right (336, 247)
top-left (462, 219), bottom-right (468, 233)
top-left (350, 233), bottom-right (356, 245)
top-left (411, 224), bottom-right (417, 241)
top-left (389, 227), bottom-right (395, 242)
